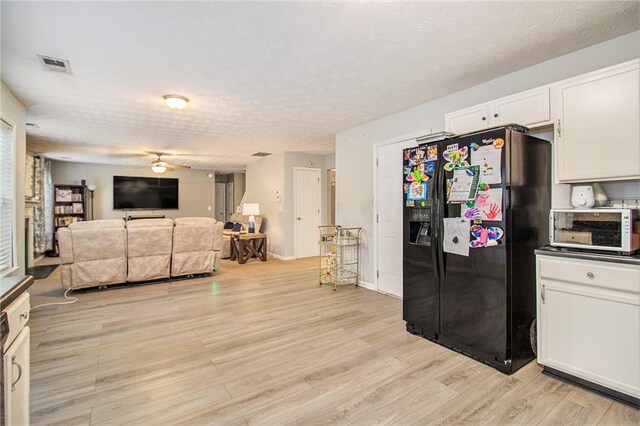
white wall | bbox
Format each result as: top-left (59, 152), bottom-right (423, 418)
top-left (1, 82), bottom-right (27, 276)
top-left (336, 31), bottom-right (640, 285)
top-left (233, 172), bottom-right (246, 213)
top-left (245, 152), bottom-right (326, 259)
top-left (245, 153), bottom-right (285, 256)
top-left (51, 161), bottom-right (216, 220)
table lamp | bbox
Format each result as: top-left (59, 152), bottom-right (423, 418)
top-left (242, 203), bottom-right (260, 233)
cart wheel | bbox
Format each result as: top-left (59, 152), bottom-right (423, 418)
top-left (333, 288), bottom-right (336, 291)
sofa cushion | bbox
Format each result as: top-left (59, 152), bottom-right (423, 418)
top-left (128, 255), bottom-right (171, 282)
top-left (71, 257), bottom-right (126, 287)
top-left (73, 228), bottom-right (127, 262)
top-left (127, 220), bottom-right (174, 258)
top-left (173, 218), bottom-right (216, 253)
top-left (172, 251), bottom-right (214, 276)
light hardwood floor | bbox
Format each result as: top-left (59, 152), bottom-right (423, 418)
top-left (28, 257), bottom-right (639, 425)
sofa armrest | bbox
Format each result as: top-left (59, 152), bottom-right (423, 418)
top-left (213, 221), bottom-right (224, 252)
top-left (57, 227), bottom-right (74, 264)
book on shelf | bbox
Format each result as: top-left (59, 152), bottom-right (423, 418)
top-left (54, 204), bottom-right (84, 214)
top-left (55, 216), bottom-right (84, 227)
top-left (55, 188), bottom-right (72, 202)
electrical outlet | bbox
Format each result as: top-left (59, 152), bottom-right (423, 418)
top-left (207, 206), bottom-right (212, 211)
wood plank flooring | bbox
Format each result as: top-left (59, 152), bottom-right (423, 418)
top-left (28, 257), bottom-right (639, 425)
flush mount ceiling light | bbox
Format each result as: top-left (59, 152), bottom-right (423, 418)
top-left (163, 94), bottom-right (189, 110)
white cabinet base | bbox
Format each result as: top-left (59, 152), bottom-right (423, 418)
top-left (543, 365), bottom-right (639, 407)
top-left (536, 253), bottom-right (640, 408)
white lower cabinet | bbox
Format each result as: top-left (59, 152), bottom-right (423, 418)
top-left (3, 327), bottom-right (30, 426)
top-left (2, 292), bottom-right (30, 425)
top-left (536, 254), bottom-right (640, 402)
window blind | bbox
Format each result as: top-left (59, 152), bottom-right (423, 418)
top-left (0, 119), bottom-right (14, 272)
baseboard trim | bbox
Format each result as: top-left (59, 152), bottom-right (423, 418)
top-left (358, 280), bottom-right (376, 291)
top-left (269, 253), bottom-right (296, 261)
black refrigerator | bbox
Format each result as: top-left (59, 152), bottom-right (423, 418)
top-left (402, 125), bottom-right (550, 374)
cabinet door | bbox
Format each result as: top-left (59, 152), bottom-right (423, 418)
top-left (554, 60), bottom-right (640, 182)
top-left (489, 86), bottom-right (550, 127)
top-left (3, 327), bottom-right (29, 426)
top-left (444, 103), bottom-right (489, 134)
top-left (537, 278), bottom-right (640, 398)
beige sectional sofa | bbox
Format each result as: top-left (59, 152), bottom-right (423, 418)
top-left (58, 217), bottom-right (223, 290)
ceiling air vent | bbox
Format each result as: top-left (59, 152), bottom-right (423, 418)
top-left (252, 152), bottom-right (272, 157)
top-left (37, 55), bottom-right (72, 74)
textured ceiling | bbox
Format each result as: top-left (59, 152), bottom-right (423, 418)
top-left (2, 1), bottom-right (638, 171)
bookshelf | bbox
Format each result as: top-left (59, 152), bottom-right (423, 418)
top-left (53, 184), bottom-right (88, 253)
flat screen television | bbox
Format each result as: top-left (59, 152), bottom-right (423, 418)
top-left (113, 176), bottom-right (179, 210)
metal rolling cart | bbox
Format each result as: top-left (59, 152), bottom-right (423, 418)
top-left (318, 226), bottom-right (362, 291)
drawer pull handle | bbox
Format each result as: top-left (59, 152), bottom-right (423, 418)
top-left (587, 272), bottom-right (594, 279)
top-left (20, 312), bottom-right (28, 321)
top-left (541, 285), bottom-right (545, 304)
top-left (11, 355), bottom-right (23, 392)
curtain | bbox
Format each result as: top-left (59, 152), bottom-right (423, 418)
top-left (33, 157), bottom-right (54, 253)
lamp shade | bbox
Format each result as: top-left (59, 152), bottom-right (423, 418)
top-left (242, 203), bottom-right (260, 216)
top-left (87, 185), bottom-right (97, 191)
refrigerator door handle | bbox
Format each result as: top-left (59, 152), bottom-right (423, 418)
top-left (437, 160), bottom-right (447, 279)
top-left (431, 160), bottom-right (440, 281)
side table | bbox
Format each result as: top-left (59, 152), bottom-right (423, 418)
top-left (229, 233), bottom-right (267, 264)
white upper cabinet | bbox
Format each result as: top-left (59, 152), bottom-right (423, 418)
top-left (553, 60), bottom-right (640, 183)
top-left (489, 87), bottom-right (550, 128)
top-left (444, 86), bottom-right (550, 134)
top-left (444, 103), bottom-right (489, 135)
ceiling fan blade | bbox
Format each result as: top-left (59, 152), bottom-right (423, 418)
top-left (167, 164), bottom-right (191, 169)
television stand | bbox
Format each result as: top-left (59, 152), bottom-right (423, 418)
top-left (126, 214), bottom-right (166, 221)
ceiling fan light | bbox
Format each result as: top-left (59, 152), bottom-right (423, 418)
top-left (163, 94), bottom-right (189, 110)
top-left (151, 164), bottom-right (167, 174)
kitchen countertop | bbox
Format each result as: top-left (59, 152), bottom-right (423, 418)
top-left (0, 275), bottom-right (34, 311)
top-left (536, 246), bottom-right (640, 266)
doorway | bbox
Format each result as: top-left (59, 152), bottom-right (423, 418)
top-left (225, 182), bottom-right (234, 219)
top-left (294, 167), bottom-right (321, 258)
top-left (215, 183), bottom-right (226, 223)
top-left (374, 130), bottom-right (430, 298)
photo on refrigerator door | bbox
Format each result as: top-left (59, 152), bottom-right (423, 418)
top-left (407, 182), bottom-right (428, 201)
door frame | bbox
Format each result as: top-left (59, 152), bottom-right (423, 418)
top-left (226, 181), bottom-right (234, 219)
top-left (373, 128), bottom-right (430, 296)
top-left (293, 166), bottom-right (322, 259)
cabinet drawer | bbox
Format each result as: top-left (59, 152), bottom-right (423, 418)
top-left (2, 292), bottom-right (30, 353)
top-left (538, 256), bottom-right (640, 294)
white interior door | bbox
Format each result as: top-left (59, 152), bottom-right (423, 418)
top-left (226, 182), bottom-right (234, 219)
top-left (215, 183), bottom-right (226, 222)
top-left (294, 168), bottom-right (321, 258)
top-left (375, 139), bottom-right (416, 298)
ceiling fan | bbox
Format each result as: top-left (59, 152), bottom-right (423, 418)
top-left (150, 153), bottom-right (191, 174)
